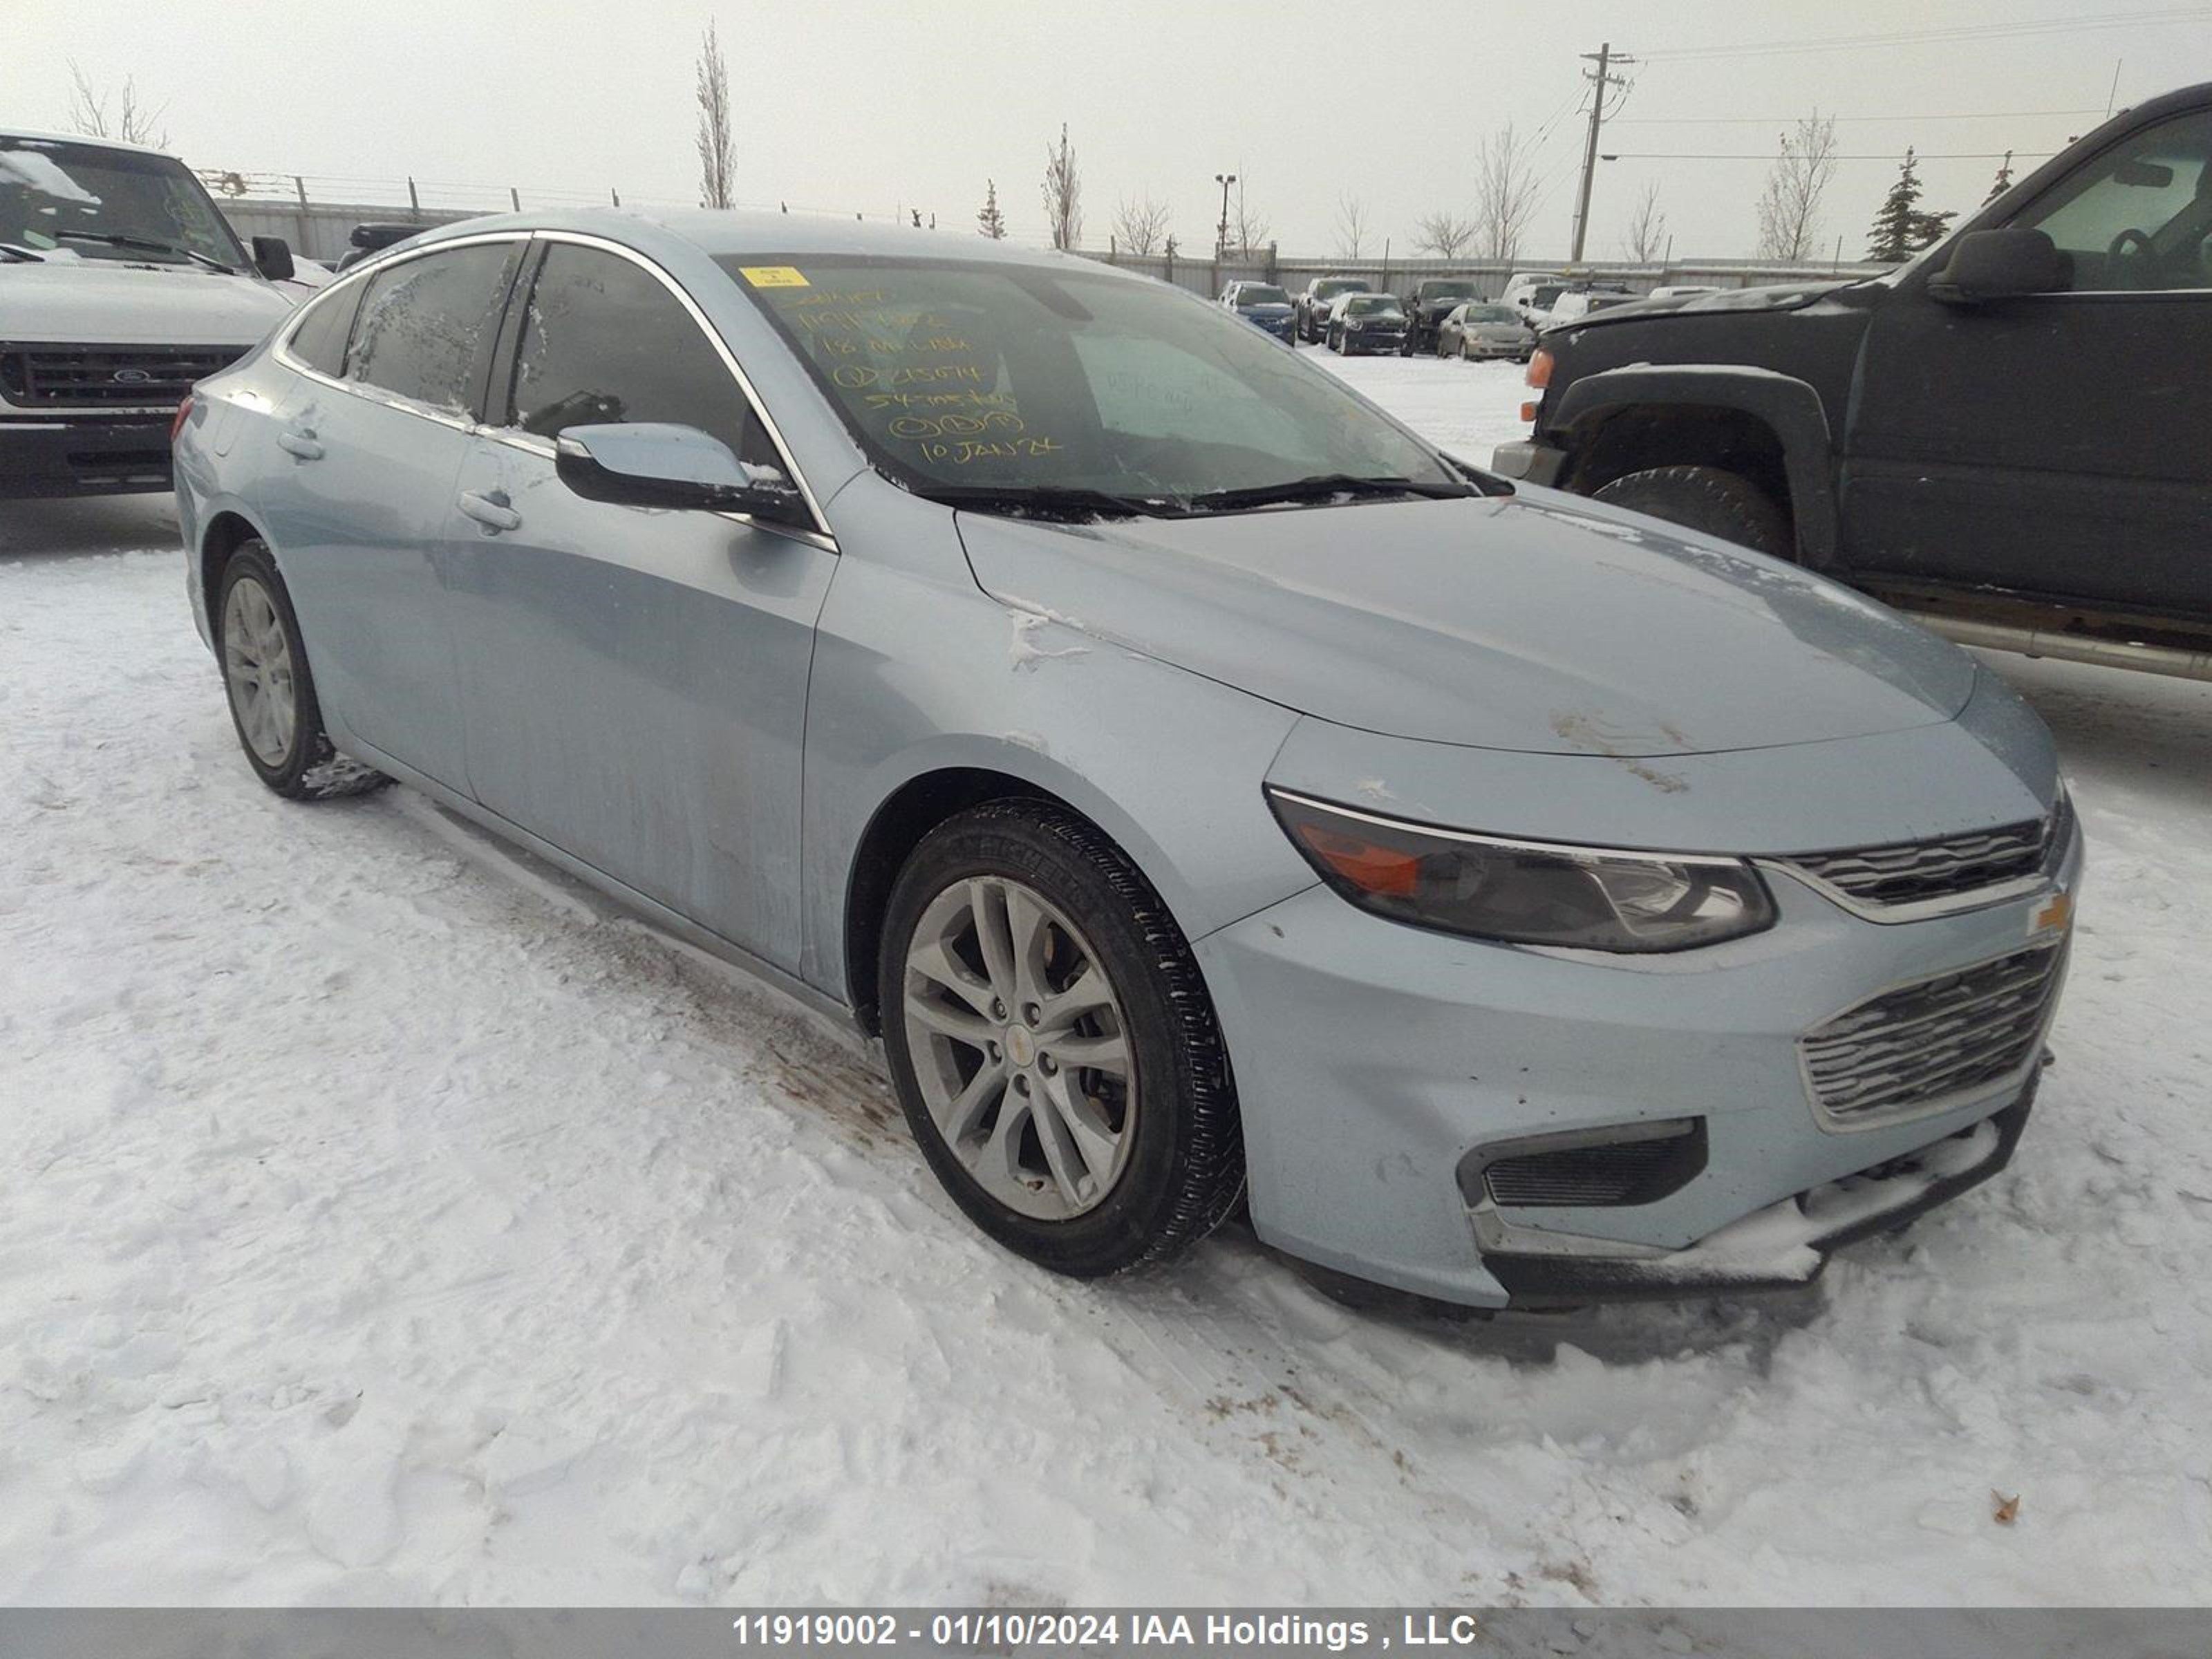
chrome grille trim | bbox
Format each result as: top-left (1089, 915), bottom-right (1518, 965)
top-left (1798, 939), bottom-right (2067, 1130)
top-left (0, 343), bottom-right (246, 412)
top-left (1765, 792), bottom-right (2072, 921)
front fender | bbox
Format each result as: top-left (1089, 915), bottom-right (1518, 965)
top-left (798, 548), bottom-right (1313, 1006)
top-left (1550, 363), bottom-right (1840, 567)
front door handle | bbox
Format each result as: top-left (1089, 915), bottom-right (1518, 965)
top-left (276, 427), bottom-right (324, 460)
top-left (458, 489), bottom-right (522, 533)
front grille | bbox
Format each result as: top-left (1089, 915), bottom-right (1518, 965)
top-left (1779, 796), bottom-right (2068, 912)
top-left (1478, 1120), bottom-right (1707, 1208)
top-left (1799, 941), bottom-right (2065, 1125)
top-left (0, 344), bottom-right (244, 409)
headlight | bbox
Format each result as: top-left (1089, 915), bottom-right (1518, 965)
top-left (1267, 790), bottom-right (1776, 953)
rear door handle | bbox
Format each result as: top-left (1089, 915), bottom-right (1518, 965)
top-left (276, 427), bottom-right (324, 460)
top-left (458, 489), bottom-right (521, 532)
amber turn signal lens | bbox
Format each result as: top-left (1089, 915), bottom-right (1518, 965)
top-left (1526, 350), bottom-right (1553, 389)
top-left (170, 395), bottom-right (194, 444)
top-left (1519, 402), bottom-right (1538, 423)
top-left (1291, 823), bottom-right (1421, 897)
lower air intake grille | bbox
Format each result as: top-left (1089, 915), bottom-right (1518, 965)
top-left (1480, 1120), bottom-right (1707, 1208)
top-left (1800, 940), bottom-right (2065, 1126)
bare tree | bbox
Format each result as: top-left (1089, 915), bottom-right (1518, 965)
top-left (1620, 180), bottom-right (1667, 263)
top-left (1041, 124), bottom-right (1082, 251)
top-left (977, 178), bottom-right (1007, 240)
top-left (1230, 178), bottom-right (1270, 256)
top-left (1334, 192), bottom-right (1370, 259)
top-left (694, 22), bottom-right (735, 209)
top-left (1112, 192), bottom-right (1171, 256)
top-left (65, 61), bottom-right (168, 148)
top-left (1472, 123), bottom-right (1544, 262)
top-left (1754, 112), bottom-right (1839, 261)
top-left (1413, 212), bottom-right (1479, 259)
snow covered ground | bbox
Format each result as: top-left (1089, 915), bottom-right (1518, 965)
top-left (3, 352), bottom-right (2209, 1610)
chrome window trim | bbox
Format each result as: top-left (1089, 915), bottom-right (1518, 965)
top-left (1793, 935), bottom-right (2068, 1134)
top-left (266, 229), bottom-right (836, 545)
top-left (518, 229), bottom-right (833, 540)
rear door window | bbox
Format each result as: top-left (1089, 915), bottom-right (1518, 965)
top-left (502, 242), bottom-right (777, 466)
top-left (345, 241), bottom-right (520, 415)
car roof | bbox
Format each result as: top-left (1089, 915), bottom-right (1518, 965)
top-left (0, 126), bottom-right (178, 158)
top-left (393, 206), bottom-right (1121, 275)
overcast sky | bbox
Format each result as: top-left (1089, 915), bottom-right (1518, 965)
top-left (8, 1), bottom-right (2211, 263)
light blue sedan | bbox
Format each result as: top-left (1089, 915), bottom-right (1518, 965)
top-left (174, 212), bottom-right (2080, 1308)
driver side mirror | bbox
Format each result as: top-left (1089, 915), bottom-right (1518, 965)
top-left (251, 235), bottom-right (295, 281)
top-left (554, 422), bottom-right (804, 520)
top-left (1929, 227), bottom-right (2067, 303)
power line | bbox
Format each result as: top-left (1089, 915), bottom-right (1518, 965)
top-left (1635, 7), bottom-right (2212, 60)
top-left (1611, 107), bottom-right (2106, 124)
top-left (1601, 151), bottom-right (2059, 162)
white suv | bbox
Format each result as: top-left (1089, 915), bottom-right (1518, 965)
top-left (1, 128), bottom-right (298, 499)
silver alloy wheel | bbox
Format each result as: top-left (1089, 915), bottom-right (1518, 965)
top-left (902, 875), bottom-right (1136, 1221)
top-left (222, 576), bottom-right (298, 767)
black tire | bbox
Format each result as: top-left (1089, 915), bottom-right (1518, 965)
top-left (215, 541), bottom-right (390, 800)
top-left (879, 800), bottom-right (1245, 1279)
top-left (1591, 465), bottom-right (1792, 558)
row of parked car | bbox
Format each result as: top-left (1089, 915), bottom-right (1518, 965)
top-left (1219, 271), bottom-right (1725, 362)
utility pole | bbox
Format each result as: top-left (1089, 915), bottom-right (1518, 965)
top-left (1215, 172), bottom-right (1237, 259)
top-left (1568, 41), bottom-right (1634, 263)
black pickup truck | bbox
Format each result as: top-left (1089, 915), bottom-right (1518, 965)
top-left (1493, 79), bottom-right (2212, 682)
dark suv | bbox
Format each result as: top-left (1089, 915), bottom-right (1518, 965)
top-left (1494, 81), bottom-right (2212, 682)
top-left (1400, 277), bottom-right (1485, 354)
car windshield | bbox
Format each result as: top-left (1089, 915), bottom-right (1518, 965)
top-left (1234, 283), bottom-right (1289, 306)
top-left (1342, 296), bottom-right (1403, 316)
top-left (728, 254), bottom-right (1461, 512)
top-left (1468, 305), bottom-right (1520, 324)
top-left (1422, 281), bottom-right (1480, 299)
top-left (1314, 279), bottom-right (1365, 299)
top-left (0, 135), bottom-right (245, 268)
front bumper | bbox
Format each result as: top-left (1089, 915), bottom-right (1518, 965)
top-left (0, 413), bottom-right (174, 499)
top-left (1339, 330), bottom-right (1406, 354)
top-left (1489, 436), bottom-right (1566, 487)
top-left (1195, 817), bottom-right (2080, 1309)
top-left (1242, 312), bottom-right (1295, 340)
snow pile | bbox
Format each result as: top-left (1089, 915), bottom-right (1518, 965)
top-left (2, 353), bottom-right (2209, 1606)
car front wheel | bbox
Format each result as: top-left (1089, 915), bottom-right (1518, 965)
top-left (879, 800), bottom-right (1245, 1278)
top-left (1591, 465), bottom-right (1792, 558)
top-left (216, 541), bottom-right (390, 800)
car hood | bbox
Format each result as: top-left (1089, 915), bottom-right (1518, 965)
top-left (1564, 278), bottom-right (1860, 328)
top-left (0, 259), bottom-right (294, 344)
top-left (955, 488), bottom-right (1977, 757)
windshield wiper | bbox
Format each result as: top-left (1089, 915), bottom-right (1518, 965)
top-left (1182, 473), bottom-right (1478, 514)
top-left (912, 482), bottom-right (1187, 521)
top-left (53, 229), bottom-right (237, 272)
top-left (0, 241), bottom-right (46, 262)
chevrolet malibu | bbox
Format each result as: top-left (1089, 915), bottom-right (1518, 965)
top-left (175, 212), bottom-right (2081, 1308)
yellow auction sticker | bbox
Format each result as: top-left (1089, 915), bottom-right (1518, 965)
top-left (737, 265), bottom-right (809, 288)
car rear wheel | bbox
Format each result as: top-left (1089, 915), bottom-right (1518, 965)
top-left (216, 542), bottom-right (390, 800)
top-left (1591, 465), bottom-right (1792, 558)
top-left (879, 800), bottom-right (1244, 1277)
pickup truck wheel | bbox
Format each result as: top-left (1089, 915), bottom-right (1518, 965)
top-left (1592, 465), bottom-right (1791, 559)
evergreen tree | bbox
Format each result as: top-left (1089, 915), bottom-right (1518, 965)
top-left (977, 179), bottom-right (1006, 241)
top-left (1985, 150), bottom-right (2016, 205)
top-left (1867, 149), bottom-right (1957, 262)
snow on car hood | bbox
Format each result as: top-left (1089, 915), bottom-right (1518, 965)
top-left (0, 260), bottom-right (295, 344)
top-left (955, 488), bottom-right (1977, 757)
